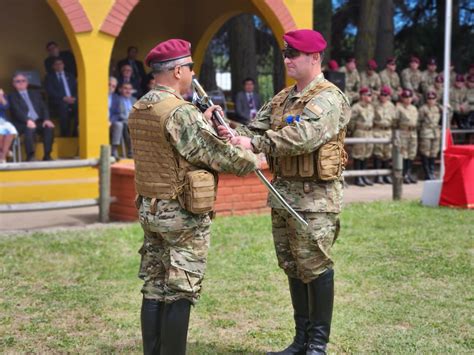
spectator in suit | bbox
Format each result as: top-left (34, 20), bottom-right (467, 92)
top-left (108, 77), bottom-right (121, 159)
top-left (117, 64), bottom-right (141, 98)
top-left (9, 73), bottom-right (55, 161)
top-left (44, 41), bottom-right (77, 77)
top-left (115, 82), bottom-right (136, 158)
top-left (117, 46), bottom-right (147, 85)
top-left (0, 88), bottom-right (18, 163)
top-left (141, 72), bottom-right (156, 97)
top-left (45, 58), bottom-right (78, 137)
top-left (234, 78), bottom-right (262, 125)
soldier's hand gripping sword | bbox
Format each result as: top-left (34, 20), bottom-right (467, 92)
top-left (192, 78), bottom-right (308, 228)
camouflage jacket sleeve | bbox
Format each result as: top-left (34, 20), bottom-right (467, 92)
top-left (401, 69), bottom-right (414, 90)
top-left (235, 100), bottom-right (272, 137)
top-left (167, 105), bottom-right (258, 176)
top-left (251, 89), bottom-right (351, 157)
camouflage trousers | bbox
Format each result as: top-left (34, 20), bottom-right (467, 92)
top-left (400, 129), bottom-right (418, 160)
top-left (372, 128), bottom-right (392, 160)
top-left (271, 208), bottom-right (340, 283)
top-left (351, 129), bottom-right (374, 160)
top-left (419, 128), bottom-right (440, 158)
top-left (137, 197), bottom-right (211, 304)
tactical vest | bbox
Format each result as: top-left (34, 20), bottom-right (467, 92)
top-left (267, 81), bottom-right (347, 181)
top-left (128, 96), bottom-right (195, 200)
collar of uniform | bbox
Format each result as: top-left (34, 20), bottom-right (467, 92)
top-left (152, 84), bottom-right (184, 100)
top-left (289, 72), bottom-right (325, 99)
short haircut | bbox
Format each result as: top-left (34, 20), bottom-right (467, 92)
top-left (151, 58), bottom-right (189, 73)
top-left (46, 41), bottom-right (58, 49)
top-left (119, 82), bottom-right (133, 89)
top-left (109, 76), bottom-right (118, 84)
top-left (53, 57), bottom-right (64, 65)
top-left (243, 78), bottom-right (255, 84)
top-left (12, 72), bottom-right (28, 81)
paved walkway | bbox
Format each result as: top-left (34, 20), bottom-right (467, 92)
top-left (0, 183), bottom-right (424, 233)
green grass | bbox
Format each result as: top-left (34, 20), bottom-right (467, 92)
top-left (0, 201), bottom-right (473, 353)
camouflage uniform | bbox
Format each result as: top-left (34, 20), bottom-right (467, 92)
top-left (360, 71), bottom-right (382, 97)
top-left (237, 73), bottom-right (351, 282)
top-left (350, 102), bottom-right (374, 160)
top-left (132, 85), bottom-right (258, 304)
top-left (421, 70), bottom-right (438, 94)
top-left (450, 86), bottom-right (469, 128)
top-left (380, 69), bottom-right (401, 102)
top-left (373, 100), bottom-right (396, 160)
top-left (418, 103), bottom-right (441, 158)
top-left (401, 68), bottom-right (423, 104)
top-left (339, 66), bottom-right (360, 104)
top-left (395, 102), bottom-right (418, 159)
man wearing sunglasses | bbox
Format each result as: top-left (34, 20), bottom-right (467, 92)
top-left (127, 39), bottom-right (259, 355)
top-left (224, 29), bottom-right (351, 355)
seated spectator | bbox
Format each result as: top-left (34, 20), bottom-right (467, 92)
top-left (45, 58), bottom-right (78, 137)
top-left (141, 72), bottom-right (156, 97)
top-left (118, 64), bottom-right (141, 98)
top-left (114, 82), bottom-right (136, 158)
top-left (44, 41), bottom-right (77, 77)
top-left (234, 77), bottom-right (262, 125)
top-left (0, 88), bottom-right (17, 163)
top-left (108, 77), bottom-right (121, 159)
top-left (117, 46), bottom-right (146, 84)
top-left (9, 73), bottom-right (55, 161)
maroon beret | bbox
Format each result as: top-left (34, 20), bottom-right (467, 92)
top-left (359, 87), bottom-right (371, 95)
top-left (427, 58), bottom-right (437, 66)
top-left (145, 39), bottom-right (192, 67)
top-left (283, 29), bottom-right (327, 53)
top-left (426, 91), bottom-right (437, 100)
top-left (410, 56), bottom-right (420, 64)
top-left (386, 57), bottom-right (396, 65)
top-left (346, 57), bottom-right (356, 64)
top-left (455, 74), bottom-right (465, 82)
top-left (380, 85), bottom-right (392, 96)
top-left (368, 59), bottom-right (377, 70)
top-left (435, 74), bottom-right (444, 83)
top-left (401, 88), bottom-right (413, 98)
top-left (468, 75), bottom-right (474, 83)
top-left (327, 59), bottom-right (339, 71)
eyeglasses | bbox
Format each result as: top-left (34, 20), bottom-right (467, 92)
top-left (282, 47), bottom-right (302, 59)
top-left (14, 79), bottom-right (26, 83)
top-left (171, 62), bottom-right (194, 71)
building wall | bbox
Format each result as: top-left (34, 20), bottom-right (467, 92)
top-left (0, 0), bottom-right (71, 91)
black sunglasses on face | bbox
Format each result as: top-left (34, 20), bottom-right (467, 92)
top-left (282, 47), bottom-right (302, 59)
top-left (171, 62), bottom-right (194, 71)
top-left (380, 93), bottom-right (389, 97)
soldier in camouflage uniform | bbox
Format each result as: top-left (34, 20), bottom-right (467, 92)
top-left (432, 74), bottom-right (444, 104)
top-left (128, 39), bottom-right (258, 355)
top-left (220, 29), bottom-right (350, 355)
top-left (395, 89), bottom-right (419, 184)
top-left (421, 58), bottom-right (439, 95)
top-left (401, 56), bottom-right (423, 106)
top-left (450, 74), bottom-right (469, 128)
top-left (350, 87), bottom-right (375, 186)
top-left (466, 74), bottom-right (474, 128)
top-left (360, 59), bottom-right (382, 97)
top-left (339, 57), bottom-right (360, 104)
top-left (418, 91), bottom-right (441, 180)
top-left (380, 57), bottom-right (402, 102)
top-left (373, 86), bottom-right (396, 184)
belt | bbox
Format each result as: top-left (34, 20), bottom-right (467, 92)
top-left (356, 127), bottom-right (372, 131)
top-left (374, 126), bottom-right (391, 130)
top-left (401, 127), bottom-right (417, 131)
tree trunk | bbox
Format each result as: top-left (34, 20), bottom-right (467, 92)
top-left (229, 14), bottom-right (258, 98)
top-left (199, 47), bottom-right (217, 91)
top-left (375, 0), bottom-right (394, 67)
top-left (313, 0), bottom-right (333, 58)
top-left (355, 0), bottom-right (380, 69)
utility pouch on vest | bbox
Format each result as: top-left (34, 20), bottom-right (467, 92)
top-left (316, 141), bottom-right (347, 181)
top-left (182, 170), bottom-right (216, 214)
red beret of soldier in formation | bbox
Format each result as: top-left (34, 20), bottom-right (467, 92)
top-left (410, 56), bottom-right (420, 64)
top-left (327, 59), bottom-right (339, 71)
top-left (368, 59), bottom-right (378, 70)
top-left (426, 91), bottom-right (437, 100)
top-left (283, 29), bottom-right (327, 53)
top-left (359, 87), bottom-right (371, 95)
top-left (401, 88), bottom-right (413, 98)
top-left (435, 74), bottom-right (444, 83)
top-left (468, 75), bottom-right (474, 83)
top-left (455, 74), bottom-right (465, 82)
top-left (427, 58), bottom-right (437, 66)
top-left (145, 39), bottom-right (192, 67)
top-left (380, 85), bottom-right (392, 96)
top-left (386, 57), bottom-right (396, 65)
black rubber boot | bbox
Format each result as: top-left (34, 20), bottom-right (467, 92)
top-left (306, 269), bottom-right (334, 355)
top-left (354, 159), bottom-right (365, 187)
top-left (373, 157), bottom-right (384, 184)
top-left (403, 159), bottom-right (411, 184)
top-left (382, 160), bottom-right (393, 184)
top-left (421, 156), bottom-right (431, 180)
top-left (160, 299), bottom-right (191, 355)
top-left (361, 160), bottom-right (373, 186)
top-left (428, 158), bottom-right (436, 180)
top-left (267, 278), bottom-right (308, 355)
top-left (407, 159), bottom-right (418, 184)
top-left (141, 298), bottom-right (164, 355)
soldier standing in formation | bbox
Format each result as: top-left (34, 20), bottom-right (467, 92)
top-left (223, 29), bottom-right (351, 355)
top-left (380, 57), bottom-right (402, 102)
top-left (467, 75), bottom-right (474, 127)
top-left (401, 56), bottom-right (423, 106)
top-left (128, 39), bottom-right (259, 355)
top-left (418, 91), bottom-right (441, 180)
top-left (421, 58), bottom-right (438, 95)
top-left (395, 89), bottom-right (419, 184)
top-left (450, 74), bottom-right (469, 128)
top-left (340, 57), bottom-right (360, 104)
top-left (360, 59), bottom-right (382, 97)
top-left (349, 87), bottom-right (375, 186)
top-left (373, 86), bottom-right (396, 184)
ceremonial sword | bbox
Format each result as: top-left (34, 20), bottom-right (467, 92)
top-left (192, 78), bottom-right (308, 228)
